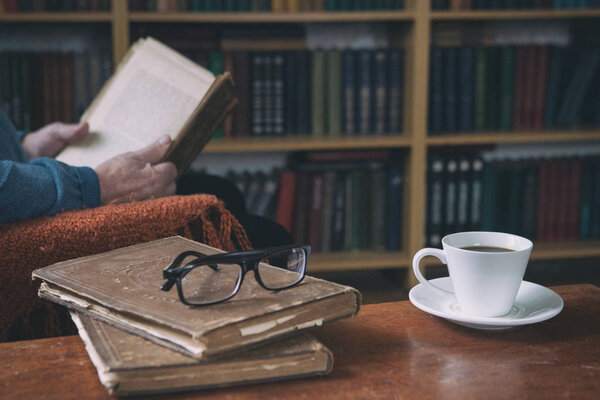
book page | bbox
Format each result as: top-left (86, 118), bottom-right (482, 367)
top-left (56, 38), bottom-right (215, 168)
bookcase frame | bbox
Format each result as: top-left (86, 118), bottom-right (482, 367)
top-left (1, 0), bottom-right (599, 286)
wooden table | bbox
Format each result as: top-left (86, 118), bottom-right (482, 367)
top-left (1, 284), bottom-right (598, 399)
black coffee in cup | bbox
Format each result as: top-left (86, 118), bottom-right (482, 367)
top-left (461, 246), bottom-right (515, 253)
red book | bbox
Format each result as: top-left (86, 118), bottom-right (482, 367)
top-left (555, 160), bottom-right (570, 241)
top-left (536, 162), bottom-right (549, 242)
top-left (275, 170), bottom-right (297, 235)
top-left (308, 172), bottom-right (324, 253)
top-left (533, 46), bottom-right (549, 131)
top-left (4, 0), bottom-right (19, 12)
top-left (566, 160), bottom-right (583, 240)
top-left (512, 47), bottom-right (527, 131)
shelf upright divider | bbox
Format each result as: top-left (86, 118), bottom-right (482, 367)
top-left (111, 0), bottom-right (130, 65)
top-left (405, 0), bottom-right (432, 288)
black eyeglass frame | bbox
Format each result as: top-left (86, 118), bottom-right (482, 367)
top-left (161, 245), bottom-right (311, 306)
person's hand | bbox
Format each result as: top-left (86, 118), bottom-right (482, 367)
top-left (94, 136), bottom-right (178, 205)
top-left (22, 121), bottom-right (89, 159)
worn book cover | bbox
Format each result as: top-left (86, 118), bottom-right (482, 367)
top-left (71, 312), bottom-right (333, 396)
top-left (33, 236), bottom-right (361, 359)
top-left (56, 37), bottom-right (237, 174)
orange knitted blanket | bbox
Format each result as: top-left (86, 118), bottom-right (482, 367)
top-left (0, 194), bottom-right (251, 342)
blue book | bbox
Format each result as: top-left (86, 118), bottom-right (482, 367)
top-left (372, 49), bottom-right (388, 134)
top-left (429, 47), bottom-right (444, 133)
top-left (444, 47), bottom-right (458, 133)
top-left (387, 48), bottom-right (404, 134)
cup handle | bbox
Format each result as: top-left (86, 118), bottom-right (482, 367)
top-left (412, 248), bottom-right (454, 297)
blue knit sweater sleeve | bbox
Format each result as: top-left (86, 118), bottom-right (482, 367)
top-left (0, 110), bottom-right (100, 224)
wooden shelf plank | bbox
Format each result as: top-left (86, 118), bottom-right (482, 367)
top-left (0, 12), bottom-right (112, 22)
top-left (427, 130), bottom-right (600, 146)
top-left (309, 251), bottom-right (410, 272)
top-left (431, 9), bottom-right (600, 20)
top-left (129, 11), bottom-right (415, 23)
top-left (204, 135), bottom-right (412, 153)
top-left (531, 240), bottom-right (600, 261)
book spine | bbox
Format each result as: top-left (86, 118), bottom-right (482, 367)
top-left (370, 165), bottom-right (387, 250)
top-left (522, 46), bottom-right (537, 131)
top-left (311, 50), bottom-right (326, 136)
top-left (544, 46), bottom-right (564, 130)
top-left (580, 158), bottom-right (594, 239)
top-left (444, 47), bottom-right (458, 133)
top-left (481, 159), bottom-right (497, 232)
top-left (296, 51), bottom-right (311, 135)
top-left (429, 46), bottom-right (444, 133)
top-left (342, 49), bottom-right (356, 135)
top-left (357, 50), bottom-right (372, 134)
top-left (275, 170), bottom-right (297, 234)
top-left (387, 48), bottom-right (403, 134)
top-left (320, 170), bottom-right (336, 252)
top-left (499, 46), bottom-right (515, 131)
top-left (512, 46), bottom-right (526, 131)
top-left (443, 156), bottom-right (458, 237)
top-left (485, 47), bottom-right (500, 131)
top-left (455, 156), bottom-right (471, 232)
top-left (469, 155), bottom-right (484, 231)
top-left (330, 170), bottom-right (347, 251)
top-left (426, 155), bottom-right (445, 247)
top-left (272, 53), bottom-right (285, 136)
top-left (308, 171), bottom-right (324, 252)
top-left (536, 161), bottom-right (549, 241)
top-left (521, 162), bottom-right (538, 240)
top-left (326, 50), bottom-right (342, 136)
top-left (533, 46), bottom-right (549, 131)
top-left (263, 53), bottom-right (274, 136)
top-left (386, 160), bottom-right (403, 250)
top-left (474, 47), bottom-right (487, 132)
top-left (372, 49), bottom-right (388, 135)
top-left (252, 53), bottom-right (265, 136)
top-left (458, 47), bottom-right (474, 132)
top-left (284, 51), bottom-right (298, 135)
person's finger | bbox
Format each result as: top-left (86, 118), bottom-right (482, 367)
top-left (53, 122), bottom-right (89, 143)
top-left (152, 161), bottom-right (178, 184)
top-left (133, 136), bottom-right (172, 165)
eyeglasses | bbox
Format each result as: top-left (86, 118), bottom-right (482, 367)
top-left (161, 245), bottom-right (311, 306)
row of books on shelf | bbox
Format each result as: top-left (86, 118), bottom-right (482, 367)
top-left (195, 48), bottom-right (404, 138)
top-left (225, 150), bottom-right (405, 253)
top-left (432, 0), bottom-right (600, 9)
top-left (129, 0), bottom-right (405, 12)
top-left (0, 51), bottom-right (112, 132)
top-left (428, 45), bottom-right (600, 134)
top-left (0, 0), bottom-right (110, 12)
top-left (426, 146), bottom-right (600, 247)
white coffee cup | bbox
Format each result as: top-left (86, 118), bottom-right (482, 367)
top-left (412, 231), bottom-right (533, 317)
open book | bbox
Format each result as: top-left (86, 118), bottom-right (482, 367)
top-left (33, 236), bottom-right (361, 359)
top-left (56, 37), bottom-right (236, 173)
top-left (72, 312), bottom-right (333, 396)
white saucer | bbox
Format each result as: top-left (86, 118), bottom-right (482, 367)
top-left (409, 277), bottom-right (564, 330)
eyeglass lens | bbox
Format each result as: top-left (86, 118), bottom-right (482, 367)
top-left (258, 247), bottom-right (306, 289)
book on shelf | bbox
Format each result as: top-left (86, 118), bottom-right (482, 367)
top-left (32, 236), bottom-right (362, 359)
top-left (55, 37), bottom-right (237, 174)
top-left (71, 312), bottom-right (333, 396)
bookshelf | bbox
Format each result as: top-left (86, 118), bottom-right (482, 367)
top-left (1, 0), bottom-right (599, 285)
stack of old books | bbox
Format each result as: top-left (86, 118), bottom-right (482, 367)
top-left (32, 236), bottom-right (361, 396)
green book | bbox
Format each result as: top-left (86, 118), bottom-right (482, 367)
top-left (326, 50), bottom-right (342, 136)
top-left (499, 46), bottom-right (515, 131)
top-left (311, 51), bottom-right (326, 136)
top-left (474, 47), bottom-right (487, 132)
